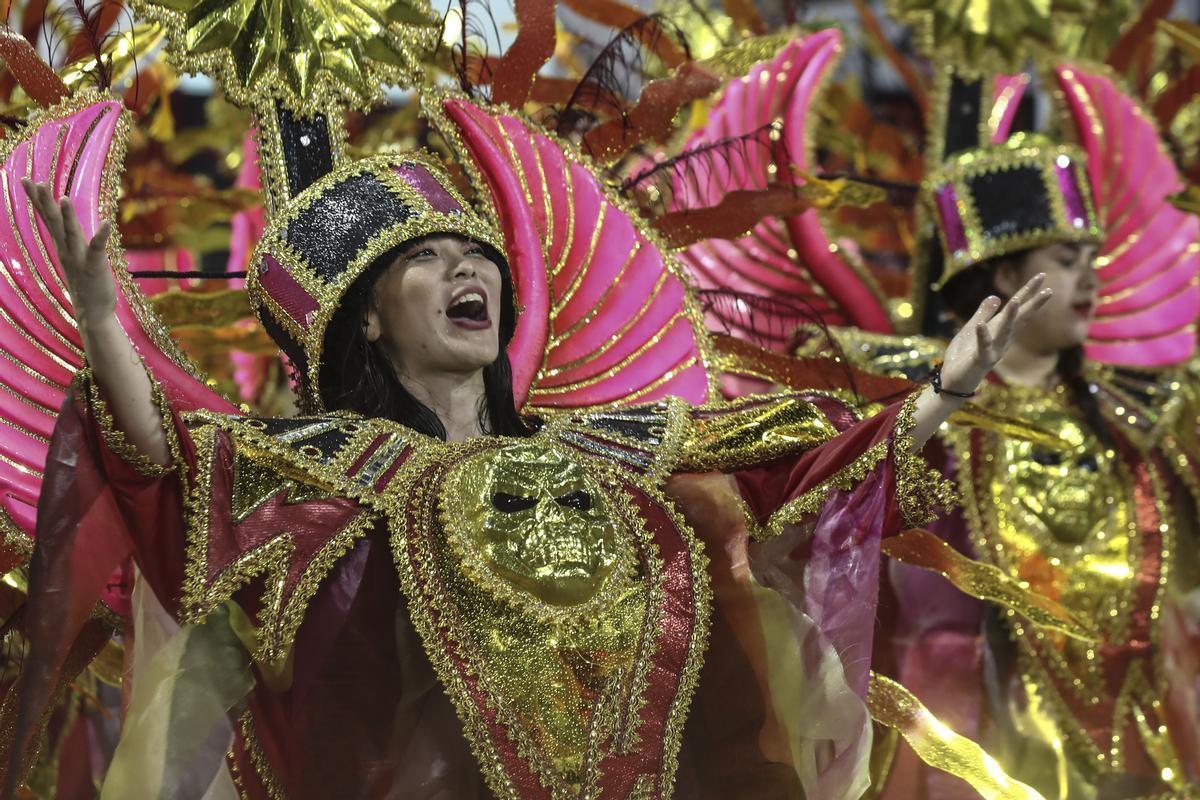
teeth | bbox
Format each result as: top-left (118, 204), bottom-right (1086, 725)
top-left (451, 291), bottom-right (484, 308)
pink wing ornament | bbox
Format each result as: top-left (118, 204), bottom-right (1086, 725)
top-left (430, 94), bottom-right (716, 411)
top-left (0, 95), bottom-right (235, 558)
top-left (673, 29), bottom-right (895, 350)
top-left (1057, 63), bottom-right (1200, 368)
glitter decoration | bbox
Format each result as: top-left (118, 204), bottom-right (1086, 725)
top-left (129, 0), bottom-right (441, 115)
top-left (925, 134), bottom-right (1102, 288)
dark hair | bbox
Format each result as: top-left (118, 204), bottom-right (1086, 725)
top-left (940, 249), bottom-right (1112, 445)
top-left (318, 236), bottom-right (536, 440)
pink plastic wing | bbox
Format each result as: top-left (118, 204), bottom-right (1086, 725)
top-left (675, 29), bottom-right (894, 350)
top-left (989, 73), bottom-right (1030, 143)
top-left (0, 97), bottom-right (235, 546)
top-left (1057, 64), bottom-right (1200, 367)
top-left (436, 96), bottom-right (714, 410)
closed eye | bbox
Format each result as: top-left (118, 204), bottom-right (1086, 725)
top-left (492, 492), bottom-right (537, 513)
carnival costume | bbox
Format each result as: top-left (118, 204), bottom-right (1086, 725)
top-left (667, 10), bottom-right (1200, 799)
top-left (0, 2), bottom-right (1035, 798)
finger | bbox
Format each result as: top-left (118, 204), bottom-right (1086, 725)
top-left (995, 297), bottom-right (1020, 344)
top-left (21, 179), bottom-right (49, 218)
top-left (975, 320), bottom-right (994, 358)
top-left (28, 181), bottom-right (59, 223)
top-left (969, 294), bottom-right (1002, 326)
top-left (1020, 287), bottom-right (1053, 317)
top-left (60, 197), bottom-right (86, 254)
top-left (31, 183), bottom-right (66, 242)
top-left (1010, 273), bottom-right (1045, 306)
top-left (86, 222), bottom-right (112, 261)
top-left (1010, 287), bottom-right (1054, 328)
top-left (1033, 286), bottom-right (1053, 309)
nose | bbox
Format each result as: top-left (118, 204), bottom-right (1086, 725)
top-left (452, 254), bottom-right (476, 280)
top-left (534, 498), bottom-right (569, 525)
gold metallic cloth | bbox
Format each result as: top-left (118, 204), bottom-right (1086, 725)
top-left (886, 0), bottom-right (1087, 70)
top-left (881, 529), bottom-right (1097, 641)
top-left (130, 0), bottom-right (441, 114)
top-left (868, 672), bottom-right (1048, 800)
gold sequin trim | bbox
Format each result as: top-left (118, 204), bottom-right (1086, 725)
top-left (893, 391), bottom-right (959, 527)
top-left (78, 366), bottom-right (179, 478)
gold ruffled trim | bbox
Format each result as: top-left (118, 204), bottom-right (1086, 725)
top-left (179, 414), bottom-right (381, 663)
top-left (237, 710), bottom-right (285, 800)
top-left (867, 671), bottom-right (1049, 800)
top-left (892, 392), bottom-right (959, 528)
top-left (756, 393), bottom-right (956, 539)
top-left (79, 365), bottom-right (182, 478)
top-left (760, 439), bottom-right (890, 540)
top-left (679, 392), bottom-right (839, 473)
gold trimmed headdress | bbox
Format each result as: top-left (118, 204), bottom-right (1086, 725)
top-left (922, 69), bottom-right (1102, 291)
top-left (927, 132), bottom-right (1101, 287)
top-left (247, 152), bottom-right (506, 410)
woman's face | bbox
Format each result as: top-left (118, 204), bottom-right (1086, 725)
top-left (995, 241), bottom-right (1099, 354)
top-left (364, 234), bottom-right (504, 378)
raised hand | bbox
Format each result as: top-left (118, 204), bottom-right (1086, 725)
top-left (906, 274), bottom-right (1053, 451)
top-left (939, 273), bottom-right (1052, 395)
top-left (21, 178), bottom-right (114, 327)
top-left (20, 178), bottom-right (169, 466)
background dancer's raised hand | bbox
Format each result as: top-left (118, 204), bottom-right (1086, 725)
top-left (908, 273), bottom-right (1053, 449)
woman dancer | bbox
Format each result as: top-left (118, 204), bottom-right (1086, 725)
top-left (9, 141), bottom-right (1048, 798)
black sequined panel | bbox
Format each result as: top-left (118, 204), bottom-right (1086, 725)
top-left (278, 105), bottom-right (335, 197)
top-left (969, 166), bottom-right (1053, 240)
top-left (943, 74), bottom-right (984, 159)
top-left (250, 418), bottom-right (355, 464)
top-left (285, 172), bottom-right (412, 281)
top-left (583, 412), bottom-right (667, 447)
top-left (289, 427), bottom-right (354, 464)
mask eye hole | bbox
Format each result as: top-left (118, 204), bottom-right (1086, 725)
top-left (555, 490), bottom-right (592, 512)
top-left (1030, 449), bottom-right (1063, 467)
top-left (491, 492), bottom-right (537, 513)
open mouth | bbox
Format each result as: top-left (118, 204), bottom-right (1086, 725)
top-left (446, 288), bottom-right (491, 329)
top-left (1072, 301), bottom-right (1094, 318)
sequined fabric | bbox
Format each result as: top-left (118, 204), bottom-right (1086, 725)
top-left (932, 378), bottom-right (1200, 795)
top-left (129, 0), bottom-right (440, 115)
top-left (926, 134), bottom-right (1101, 287)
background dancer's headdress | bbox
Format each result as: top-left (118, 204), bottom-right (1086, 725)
top-left (922, 72), bottom-right (1101, 289)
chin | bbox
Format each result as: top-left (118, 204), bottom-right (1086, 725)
top-left (453, 346), bottom-right (500, 373)
top-left (1042, 330), bottom-right (1088, 356)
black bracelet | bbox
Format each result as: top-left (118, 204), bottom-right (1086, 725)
top-left (930, 366), bottom-right (977, 399)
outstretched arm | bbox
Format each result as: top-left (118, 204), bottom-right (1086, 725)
top-left (23, 179), bottom-right (169, 467)
top-left (906, 273), bottom-right (1051, 450)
